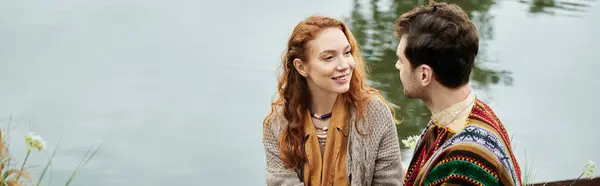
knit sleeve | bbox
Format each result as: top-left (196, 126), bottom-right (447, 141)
top-left (262, 117), bottom-right (304, 186)
top-left (368, 96), bottom-right (405, 185)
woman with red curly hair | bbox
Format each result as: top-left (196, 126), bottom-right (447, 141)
top-left (262, 15), bottom-right (404, 185)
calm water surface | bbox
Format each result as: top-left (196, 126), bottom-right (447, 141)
top-left (0, 0), bottom-right (598, 185)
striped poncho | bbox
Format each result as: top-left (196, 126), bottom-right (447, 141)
top-left (403, 99), bottom-right (522, 186)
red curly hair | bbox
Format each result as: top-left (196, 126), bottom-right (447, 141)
top-left (264, 15), bottom-right (389, 170)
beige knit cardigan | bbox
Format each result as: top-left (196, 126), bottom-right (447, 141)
top-left (262, 96), bottom-right (405, 185)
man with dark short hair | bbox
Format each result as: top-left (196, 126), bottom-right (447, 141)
top-left (394, 1), bottom-right (522, 186)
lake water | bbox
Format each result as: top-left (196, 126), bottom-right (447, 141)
top-left (0, 0), bottom-right (598, 185)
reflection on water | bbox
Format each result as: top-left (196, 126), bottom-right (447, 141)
top-left (345, 0), bottom-right (516, 143)
top-left (518, 0), bottom-right (597, 17)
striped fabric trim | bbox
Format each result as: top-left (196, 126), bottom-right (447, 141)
top-left (426, 173), bottom-right (485, 186)
top-left (404, 122), bottom-right (451, 186)
top-left (436, 154), bottom-right (498, 178)
top-left (414, 122), bottom-right (432, 149)
top-left (425, 150), bottom-right (501, 186)
top-left (436, 125), bottom-right (518, 186)
top-left (470, 99), bottom-right (522, 185)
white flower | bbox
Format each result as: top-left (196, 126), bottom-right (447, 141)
top-left (24, 132), bottom-right (46, 152)
top-left (584, 161), bottom-right (596, 179)
top-left (401, 135), bottom-right (420, 149)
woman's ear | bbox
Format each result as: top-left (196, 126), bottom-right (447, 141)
top-left (293, 58), bottom-right (307, 77)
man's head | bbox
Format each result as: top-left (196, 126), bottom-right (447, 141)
top-left (394, 1), bottom-right (478, 99)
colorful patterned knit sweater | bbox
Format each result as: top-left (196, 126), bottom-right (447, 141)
top-left (403, 99), bottom-right (522, 186)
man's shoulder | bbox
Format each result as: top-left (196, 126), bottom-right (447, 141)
top-left (439, 124), bottom-right (516, 167)
top-left (423, 99), bottom-right (522, 186)
top-left (451, 125), bottom-right (510, 148)
top-left (466, 99), bottom-right (514, 141)
top-left (468, 98), bottom-right (504, 126)
top-left (429, 124), bottom-right (521, 186)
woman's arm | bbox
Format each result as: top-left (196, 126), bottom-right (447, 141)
top-left (369, 97), bottom-right (405, 185)
top-left (262, 120), bottom-right (304, 186)
top-left (372, 119), bottom-right (405, 185)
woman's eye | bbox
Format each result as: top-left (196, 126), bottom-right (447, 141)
top-left (325, 56), bottom-right (334, 61)
top-left (344, 51), bottom-right (352, 56)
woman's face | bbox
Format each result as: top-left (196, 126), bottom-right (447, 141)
top-left (294, 27), bottom-right (355, 95)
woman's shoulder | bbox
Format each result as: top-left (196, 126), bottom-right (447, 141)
top-left (365, 93), bottom-right (390, 109)
top-left (363, 92), bottom-right (393, 118)
top-left (353, 92), bottom-right (395, 134)
top-left (263, 105), bottom-right (288, 134)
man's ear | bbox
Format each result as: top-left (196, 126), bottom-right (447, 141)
top-left (419, 64), bottom-right (433, 86)
top-left (293, 58), bottom-right (307, 77)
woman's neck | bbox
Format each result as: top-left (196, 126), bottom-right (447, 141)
top-left (309, 87), bottom-right (338, 115)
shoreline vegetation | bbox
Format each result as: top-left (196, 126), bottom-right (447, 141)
top-left (1, 117), bottom-right (101, 186)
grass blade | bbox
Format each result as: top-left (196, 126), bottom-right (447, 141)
top-left (36, 134), bottom-right (62, 186)
top-left (64, 143), bottom-right (101, 186)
